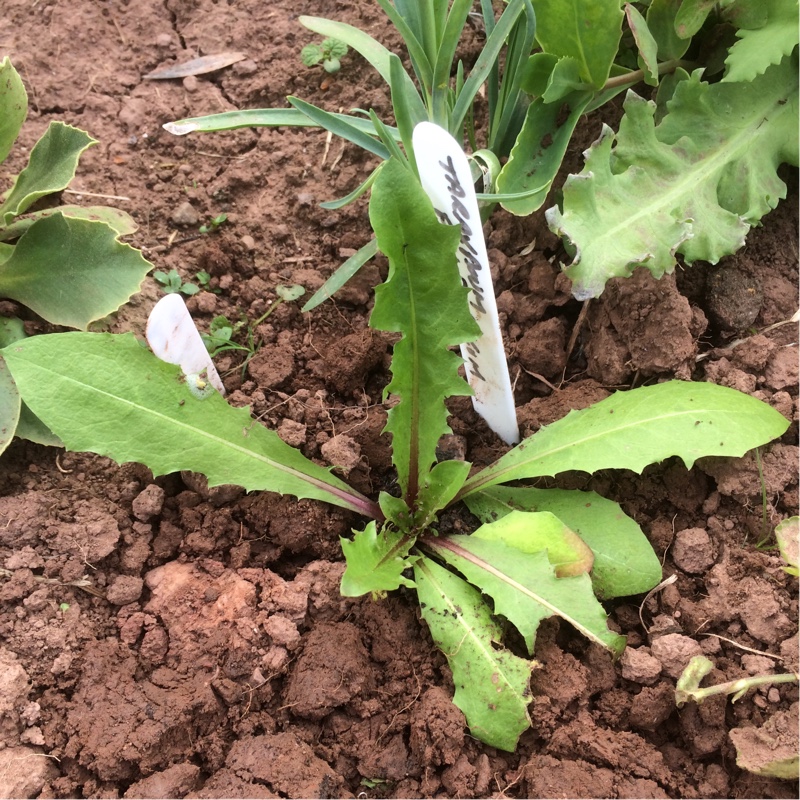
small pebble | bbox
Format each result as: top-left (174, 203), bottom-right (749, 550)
top-left (106, 575), bottom-right (144, 606)
top-left (672, 528), bottom-right (715, 574)
top-left (767, 687), bottom-right (781, 703)
top-left (171, 201), bottom-right (199, 226)
top-left (132, 484), bottom-right (165, 521)
top-left (241, 234), bottom-right (256, 251)
top-left (182, 75), bottom-right (199, 92)
top-left (155, 33), bottom-right (173, 47)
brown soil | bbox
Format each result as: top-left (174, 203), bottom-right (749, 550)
top-left (1, 1), bottom-right (798, 798)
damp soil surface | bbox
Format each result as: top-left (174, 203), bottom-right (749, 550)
top-left (1, 2), bottom-right (798, 798)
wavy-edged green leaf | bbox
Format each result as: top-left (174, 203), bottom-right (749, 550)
top-left (414, 556), bottom-right (533, 751)
top-left (3, 332), bottom-right (379, 518)
top-left (674, 0), bottom-right (716, 39)
top-left (301, 237), bottom-right (378, 312)
top-left (423, 534), bottom-right (626, 656)
top-left (775, 516), bottom-right (799, 576)
top-left (533, 0), bottom-right (623, 88)
top-left (548, 61), bottom-right (799, 299)
top-left (0, 122), bottom-right (96, 223)
top-left (465, 486), bottom-right (662, 598)
top-left (340, 522), bottom-right (417, 596)
top-left (0, 57), bottom-right (27, 164)
top-left (369, 159), bottom-right (478, 509)
top-left (0, 214), bottom-right (151, 329)
top-left (723, 0), bottom-right (799, 83)
top-left (0, 355), bottom-right (21, 455)
top-left (496, 91), bottom-right (592, 215)
top-left (0, 205), bottom-right (138, 242)
top-left (457, 381), bottom-right (790, 500)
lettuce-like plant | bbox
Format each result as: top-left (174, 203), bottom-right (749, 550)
top-left (0, 57), bottom-right (152, 454)
top-left (2, 160), bottom-right (789, 750)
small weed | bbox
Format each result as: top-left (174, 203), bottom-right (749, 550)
top-left (199, 212), bottom-right (228, 234)
top-left (301, 37), bottom-right (348, 73)
top-left (201, 284), bottom-right (306, 376)
top-left (153, 268), bottom-right (201, 296)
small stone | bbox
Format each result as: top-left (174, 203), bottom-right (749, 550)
top-left (650, 633), bottom-right (703, 679)
top-left (171, 200), bottom-right (200, 226)
top-left (106, 575), bottom-right (144, 606)
top-left (764, 346), bottom-right (799, 391)
top-left (240, 234), bottom-right (256, 251)
top-left (132, 484), bottom-right (165, 521)
top-left (620, 647), bottom-right (662, 685)
top-left (767, 687), bottom-right (781, 703)
top-left (672, 528), bottom-right (715, 574)
top-left (278, 419), bottom-right (306, 447)
top-left (155, 33), bottom-right (173, 47)
top-left (741, 654), bottom-right (775, 675)
top-left (182, 74), bottom-right (199, 92)
top-left (320, 435), bottom-right (362, 476)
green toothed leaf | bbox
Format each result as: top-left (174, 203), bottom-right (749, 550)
top-left (368, 158), bottom-right (478, 511)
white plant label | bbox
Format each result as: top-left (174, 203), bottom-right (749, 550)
top-left (412, 121), bottom-right (519, 444)
top-left (146, 293), bottom-right (226, 397)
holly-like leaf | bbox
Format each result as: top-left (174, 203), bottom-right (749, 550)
top-left (0, 122), bottom-right (96, 223)
top-left (547, 59), bottom-right (798, 300)
top-left (423, 534), bottom-right (626, 657)
top-left (0, 214), bottom-right (151, 329)
top-left (465, 486), bottom-right (663, 599)
top-left (340, 522), bottom-right (417, 597)
top-left (2, 332), bottom-right (379, 518)
top-left (458, 382), bottom-right (790, 501)
top-left (369, 158), bottom-right (478, 511)
top-left (414, 557), bottom-right (533, 751)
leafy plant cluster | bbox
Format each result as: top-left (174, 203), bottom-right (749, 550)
top-left (301, 37), bottom-right (349, 74)
top-left (162, 0), bottom-right (798, 307)
top-left (0, 57), bottom-right (151, 454)
top-left (2, 161), bottom-right (789, 749)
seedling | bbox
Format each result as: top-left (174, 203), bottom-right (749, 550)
top-left (0, 57), bottom-right (151, 455)
top-left (301, 38), bottom-right (349, 74)
top-left (198, 284), bottom-right (306, 378)
top-left (153, 268), bottom-right (201, 296)
top-left (1, 161), bottom-right (790, 750)
top-left (198, 213), bottom-right (228, 234)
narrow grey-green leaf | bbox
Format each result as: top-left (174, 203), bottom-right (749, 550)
top-left (458, 381), bottom-right (790, 500)
top-left (414, 556), bottom-right (533, 751)
top-left (301, 238), bottom-right (378, 312)
top-left (0, 214), bottom-right (151, 329)
top-left (465, 486), bottom-right (663, 598)
top-left (3, 333), bottom-right (378, 518)
top-left (0, 122), bottom-right (96, 222)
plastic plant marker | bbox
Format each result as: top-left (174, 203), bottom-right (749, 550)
top-left (412, 121), bottom-right (519, 444)
top-left (146, 294), bottom-right (225, 396)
